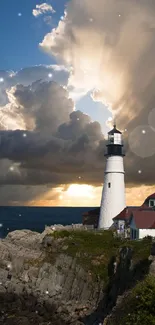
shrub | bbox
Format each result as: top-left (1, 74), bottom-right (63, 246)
top-left (117, 276), bottom-right (155, 325)
top-left (52, 230), bottom-right (71, 239)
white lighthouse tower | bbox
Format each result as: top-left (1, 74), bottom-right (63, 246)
top-left (98, 123), bottom-right (126, 229)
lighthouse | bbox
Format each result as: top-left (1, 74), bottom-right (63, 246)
top-left (98, 123), bottom-right (126, 229)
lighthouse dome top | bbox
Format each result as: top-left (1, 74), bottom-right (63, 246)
top-left (108, 124), bottom-right (122, 135)
top-left (106, 123), bottom-right (123, 147)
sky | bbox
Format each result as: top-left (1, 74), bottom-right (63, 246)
top-left (0, 0), bottom-right (155, 206)
top-left (0, 0), bottom-right (63, 69)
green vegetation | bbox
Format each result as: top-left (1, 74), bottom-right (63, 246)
top-left (108, 275), bottom-right (155, 325)
top-left (45, 229), bottom-right (152, 283)
top-left (52, 229), bottom-right (71, 239)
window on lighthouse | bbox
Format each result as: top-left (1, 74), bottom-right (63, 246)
top-left (114, 134), bottom-right (122, 145)
top-left (108, 182), bottom-right (111, 188)
top-left (109, 135), bottom-right (114, 143)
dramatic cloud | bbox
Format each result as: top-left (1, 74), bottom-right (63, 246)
top-left (0, 65), bottom-right (69, 96)
top-left (0, 183), bottom-right (60, 206)
top-left (0, 69), bottom-right (105, 195)
top-left (0, 114), bottom-right (104, 187)
top-left (40, 0), bottom-right (155, 129)
top-left (0, 61), bottom-right (154, 204)
top-left (4, 80), bottom-right (73, 133)
top-left (32, 3), bottom-right (55, 17)
top-left (38, 0), bottom-right (155, 196)
top-left (2, 0), bottom-right (155, 205)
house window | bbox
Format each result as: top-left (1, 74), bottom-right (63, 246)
top-left (149, 200), bottom-right (155, 207)
top-left (108, 182), bottom-right (111, 188)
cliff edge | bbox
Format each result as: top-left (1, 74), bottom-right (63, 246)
top-left (0, 228), bottom-right (154, 324)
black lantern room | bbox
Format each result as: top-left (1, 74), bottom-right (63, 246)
top-left (105, 123), bottom-right (125, 156)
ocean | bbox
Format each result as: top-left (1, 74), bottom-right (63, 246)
top-left (0, 206), bottom-right (96, 239)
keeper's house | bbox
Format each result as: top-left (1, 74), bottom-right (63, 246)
top-left (82, 193), bottom-right (155, 239)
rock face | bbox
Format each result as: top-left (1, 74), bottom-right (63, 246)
top-left (82, 246), bottom-right (151, 325)
top-left (0, 292), bottom-right (67, 325)
top-left (102, 246), bottom-right (155, 325)
top-left (0, 229), bottom-right (103, 324)
top-left (0, 229), bottom-right (153, 325)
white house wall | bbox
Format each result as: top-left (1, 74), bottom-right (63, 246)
top-left (118, 220), bottom-right (125, 228)
top-left (139, 229), bottom-right (155, 239)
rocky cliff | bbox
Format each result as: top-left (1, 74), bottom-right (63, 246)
top-left (0, 228), bottom-right (153, 325)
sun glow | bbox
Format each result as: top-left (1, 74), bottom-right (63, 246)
top-left (26, 184), bottom-right (100, 207)
top-left (18, 183), bottom-right (155, 207)
top-left (66, 184), bottom-right (94, 198)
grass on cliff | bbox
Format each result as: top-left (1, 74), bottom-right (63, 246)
top-left (108, 275), bottom-right (155, 325)
top-left (45, 230), bottom-right (152, 283)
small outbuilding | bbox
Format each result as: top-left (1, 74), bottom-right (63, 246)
top-left (82, 208), bottom-right (99, 228)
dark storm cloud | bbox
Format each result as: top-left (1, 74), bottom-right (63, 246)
top-left (0, 108), bottom-right (105, 186)
top-left (0, 71), bottom-right (105, 188)
top-left (0, 108), bottom-right (152, 189)
top-left (0, 74), bottom-right (154, 190)
top-left (0, 184), bottom-right (58, 206)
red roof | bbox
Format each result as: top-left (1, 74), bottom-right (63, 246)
top-left (139, 204), bottom-right (153, 210)
top-left (113, 203), bottom-right (154, 221)
top-left (131, 210), bottom-right (155, 229)
top-left (145, 193), bottom-right (155, 200)
top-left (151, 221), bottom-right (155, 229)
top-left (113, 206), bottom-right (139, 221)
top-left (139, 204), bottom-right (149, 209)
top-left (143, 193), bottom-right (155, 206)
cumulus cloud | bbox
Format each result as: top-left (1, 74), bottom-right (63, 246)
top-left (40, 0), bottom-right (155, 129)
top-left (38, 0), bottom-right (155, 196)
top-left (0, 70), bottom-right (105, 195)
top-left (0, 62), bottom-right (154, 201)
top-left (0, 65), bottom-right (73, 203)
top-left (32, 3), bottom-right (55, 17)
top-left (2, 0), bottom-right (155, 205)
top-left (6, 80), bottom-right (73, 133)
top-left (0, 65), bottom-right (69, 112)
